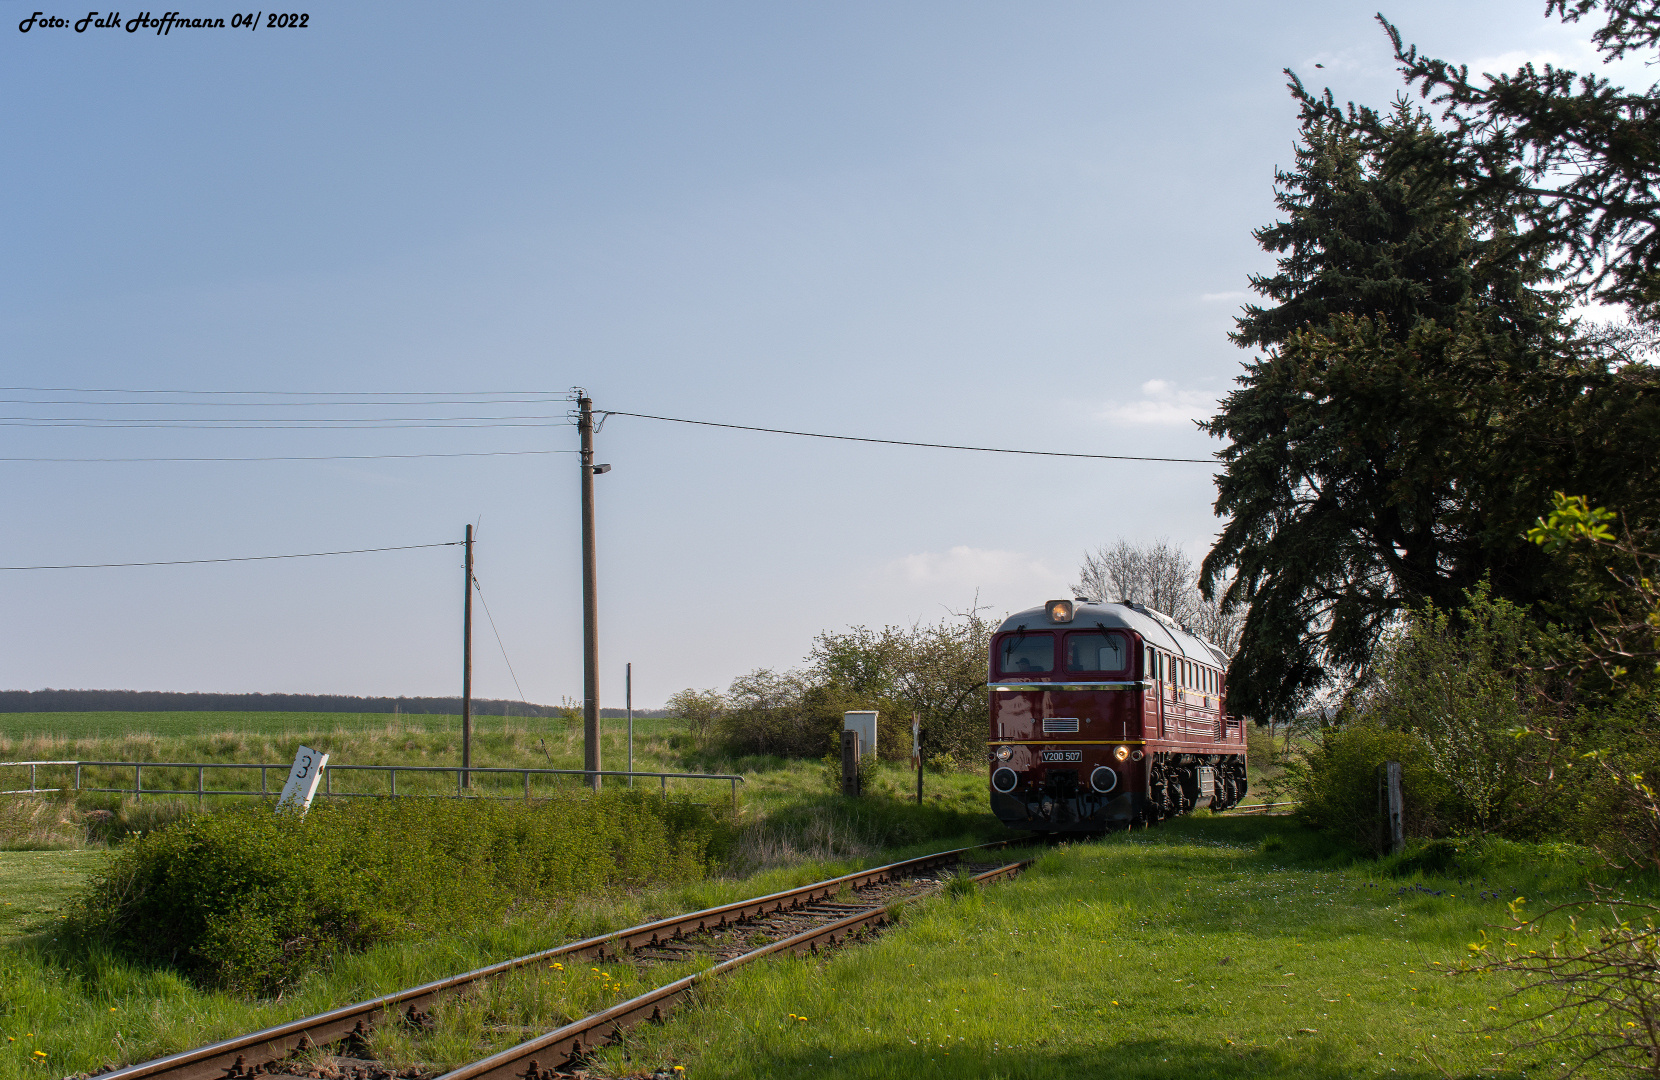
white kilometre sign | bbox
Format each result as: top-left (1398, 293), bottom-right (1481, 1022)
top-left (276, 745), bottom-right (328, 815)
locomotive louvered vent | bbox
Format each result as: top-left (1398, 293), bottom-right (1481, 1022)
top-left (1042, 717), bottom-right (1080, 734)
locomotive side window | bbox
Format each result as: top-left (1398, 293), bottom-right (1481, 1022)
top-left (1064, 630), bottom-right (1128, 673)
top-left (998, 632), bottom-right (1055, 674)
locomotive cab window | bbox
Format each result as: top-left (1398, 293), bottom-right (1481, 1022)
top-left (1064, 630), bottom-right (1128, 674)
top-left (998, 632), bottom-right (1055, 674)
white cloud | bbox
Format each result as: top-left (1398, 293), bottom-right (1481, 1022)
top-left (1299, 47), bottom-right (1395, 80)
top-left (1467, 46), bottom-right (1586, 76)
top-left (880, 546), bottom-right (1068, 594)
top-left (1200, 290), bottom-right (1247, 303)
top-left (1098, 379), bottom-right (1217, 427)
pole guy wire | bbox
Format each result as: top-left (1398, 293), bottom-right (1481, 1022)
top-left (471, 574), bottom-right (529, 704)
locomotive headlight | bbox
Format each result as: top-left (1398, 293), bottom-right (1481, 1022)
top-left (1113, 745), bottom-right (1130, 762)
top-left (1046, 599), bottom-right (1075, 623)
top-left (996, 747), bottom-right (1013, 761)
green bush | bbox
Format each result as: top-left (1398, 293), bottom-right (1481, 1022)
top-left (69, 790), bottom-right (732, 994)
top-left (1277, 720), bottom-right (1450, 852)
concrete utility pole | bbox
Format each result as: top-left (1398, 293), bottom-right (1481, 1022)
top-left (579, 395), bottom-right (602, 791)
top-left (461, 523), bottom-right (474, 789)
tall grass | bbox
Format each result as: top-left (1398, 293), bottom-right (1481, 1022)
top-left (0, 795), bottom-right (83, 851)
top-left (69, 792), bottom-right (733, 993)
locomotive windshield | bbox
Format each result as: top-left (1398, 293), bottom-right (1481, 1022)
top-left (1064, 630), bottom-right (1128, 673)
top-left (998, 632), bottom-right (1054, 674)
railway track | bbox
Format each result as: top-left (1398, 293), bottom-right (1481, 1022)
top-left (1229, 800), bottom-right (1292, 815)
top-left (98, 841), bottom-right (1032, 1080)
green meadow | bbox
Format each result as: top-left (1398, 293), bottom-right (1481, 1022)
top-left (0, 713), bottom-right (1639, 1079)
top-left (594, 816), bottom-right (1634, 1080)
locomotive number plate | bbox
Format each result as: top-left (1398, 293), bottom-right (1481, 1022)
top-left (1040, 750), bottom-right (1083, 763)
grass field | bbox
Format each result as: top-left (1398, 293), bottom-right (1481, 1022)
top-left (0, 849), bottom-right (105, 941)
top-left (0, 711), bottom-right (685, 742)
top-left (2, 805), bottom-right (1634, 1078)
top-left (0, 819), bottom-right (1005, 1080)
top-left (0, 713), bottom-right (993, 847)
top-left (3, 712), bottom-right (1625, 1078)
top-left (586, 816), bottom-right (1637, 1080)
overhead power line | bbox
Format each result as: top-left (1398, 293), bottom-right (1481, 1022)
top-left (1, 541), bottom-right (461, 571)
top-left (0, 450), bottom-right (577, 463)
top-left (0, 414), bottom-right (563, 423)
top-left (0, 421), bottom-right (563, 430)
top-left (600, 410), bottom-right (1215, 464)
top-left (0, 397), bottom-right (570, 407)
top-left (0, 386), bottom-right (557, 396)
top-left (0, 385), bottom-right (1216, 463)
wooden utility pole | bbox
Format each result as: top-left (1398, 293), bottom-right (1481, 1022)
top-left (579, 395), bottom-right (602, 791)
top-left (461, 523), bottom-right (474, 790)
top-left (626, 662), bottom-right (634, 788)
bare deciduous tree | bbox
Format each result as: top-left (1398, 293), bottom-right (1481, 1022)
top-left (1076, 537), bottom-right (1243, 655)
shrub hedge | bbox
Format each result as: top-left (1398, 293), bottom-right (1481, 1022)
top-left (69, 791), bottom-right (732, 994)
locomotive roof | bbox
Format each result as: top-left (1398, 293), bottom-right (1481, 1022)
top-left (995, 600), bottom-right (1228, 667)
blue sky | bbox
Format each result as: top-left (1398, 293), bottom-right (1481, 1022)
top-left (1, 1), bottom-right (1629, 708)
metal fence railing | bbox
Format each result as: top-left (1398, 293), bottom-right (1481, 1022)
top-left (0, 760), bottom-right (745, 808)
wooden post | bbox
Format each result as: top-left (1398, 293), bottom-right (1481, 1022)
top-left (841, 729), bottom-right (862, 797)
top-left (462, 523), bottom-right (474, 789)
top-left (1379, 760), bottom-right (1404, 854)
top-left (912, 713), bottom-right (922, 805)
top-left (579, 395), bottom-right (602, 791)
top-left (626, 662), bottom-right (633, 788)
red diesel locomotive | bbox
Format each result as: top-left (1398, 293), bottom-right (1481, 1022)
top-left (988, 598), bottom-right (1246, 832)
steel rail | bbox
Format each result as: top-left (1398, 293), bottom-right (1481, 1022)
top-left (1230, 800), bottom-right (1293, 815)
top-left (95, 840), bottom-right (1023, 1080)
top-left (435, 859), bottom-right (1034, 1080)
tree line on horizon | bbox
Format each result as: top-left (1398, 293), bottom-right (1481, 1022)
top-left (0, 688), bottom-right (666, 719)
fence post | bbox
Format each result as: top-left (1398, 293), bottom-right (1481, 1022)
top-left (731, 777), bottom-right (737, 812)
top-left (135, 764), bottom-right (142, 802)
top-left (197, 767), bottom-right (204, 808)
top-left (30, 763), bottom-right (36, 793)
top-left (525, 770), bottom-right (531, 802)
top-left (1379, 760), bottom-right (1404, 855)
top-left (391, 768), bottom-right (397, 798)
top-left (841, 729), bottom-right (862, 797)
top-left (75, 763), bottom-right (81, 793)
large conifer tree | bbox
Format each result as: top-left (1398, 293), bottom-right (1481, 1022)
top-left (1202, 106), bottom-right (1652, 722)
